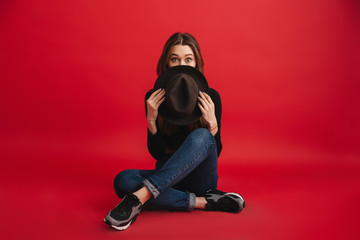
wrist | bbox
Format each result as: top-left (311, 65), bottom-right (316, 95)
top-left (147, 118), bottom-right (157, 135)
top-left (208, 122), bottom-right (218, 132)
top-left (147, 117), bottom-right (156, 125)
top-left (207, 121), bottom-right (217, 130)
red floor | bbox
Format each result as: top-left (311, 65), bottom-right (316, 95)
top-left (1, 146), bottom-right (359, 240)
top-left (1, 1), bottom-right (359, 239)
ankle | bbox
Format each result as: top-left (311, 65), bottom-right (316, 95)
top-left (195, 197), bottom-right (207, 209)
top-left (133, 187), bottom-right (152, 205)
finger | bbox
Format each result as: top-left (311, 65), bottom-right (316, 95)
top-left (155, 88), bottom-right (165, 97)
top-left (148, 90), bottom-right (160, 103)
top-left (148, 92), bottom-right (162, 109)
top-left (150, 88), bottom-right (162, 97)
top-left (151, 88), bottom-right (164, 98)
top-left (154, 89), bottom-right (165, 99)
top-left (199, 91), bottom-right (210, 105)
top-left (198, 102), bottom-right (205, 113)
top-left (152, 89), bottom-right (165, 102)
top-left (156, 96), bottom-right (165, 106)
top-left (198, 91), bottom-right (205, 99)
top-left (202, 92), bottom-right (214, 105)
top-left (197, 96), bottom-right (206, 106)
top-left (198, 96), bottom-right (209, 109)
top-left (155, 92), bottom-right (165, 105)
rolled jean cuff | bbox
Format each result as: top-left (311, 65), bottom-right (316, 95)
top-left (188, 192), bottom-right (196, 211)
top-left (143, 179), bottom-right (160, 198)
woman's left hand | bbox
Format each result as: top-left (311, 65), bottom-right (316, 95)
top-left (198, 91), bottom-right (218, 132)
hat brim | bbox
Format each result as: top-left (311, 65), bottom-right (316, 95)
top-left (153, 66), bottom-right (210, 125)
top-left (158, 103), bottom-right (202, 126)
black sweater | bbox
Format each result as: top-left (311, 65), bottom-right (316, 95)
top-left (145, 88), bottom-right (222, 161)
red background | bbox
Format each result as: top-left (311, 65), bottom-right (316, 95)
top-left (1, 0), bottom-right (359, 239)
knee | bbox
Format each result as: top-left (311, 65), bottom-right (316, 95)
top-left (187, 128), bottom-right (215, 148)
top-left (113, 169), bottom-right (142, 198)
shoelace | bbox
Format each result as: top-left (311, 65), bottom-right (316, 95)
top-left (114, 196), bottom-right (136, 216)
top-left (207, 189), bottom-right (225, 195)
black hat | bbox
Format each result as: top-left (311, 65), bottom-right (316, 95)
top-left (153, 65), bottom-right (210, 125)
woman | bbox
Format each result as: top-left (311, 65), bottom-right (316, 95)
top-left (104, 33), bottom-right (245, 231)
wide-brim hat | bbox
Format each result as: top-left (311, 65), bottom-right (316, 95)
top-left (153, 65), bottom-right (210, 125)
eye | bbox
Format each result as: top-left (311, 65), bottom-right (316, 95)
top-left (185, 58), bottom-right (193, 62)
top-left (171, 58), bottom-right (179, 62)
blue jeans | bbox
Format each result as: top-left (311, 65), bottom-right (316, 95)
top-left (113, 128), bottom-right (218, 211)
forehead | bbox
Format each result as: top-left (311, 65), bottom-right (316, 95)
top-left (170, 45), bottom-right (194, 56)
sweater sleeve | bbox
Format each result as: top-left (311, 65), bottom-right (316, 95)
top-left (145, 90), bottom-right (166, 161)
top-left (210, 88), bottom-right (223, 157)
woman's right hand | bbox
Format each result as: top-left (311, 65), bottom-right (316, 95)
top-left (146, 88), bottom-right (165, 134)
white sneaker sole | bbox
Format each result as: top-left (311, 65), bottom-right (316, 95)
top-left (103, 218), bottom-right (133, 231)
top-left (225, 192), bottom-right (244, 200)
top-left (224, 192), bottom-right (245, 210)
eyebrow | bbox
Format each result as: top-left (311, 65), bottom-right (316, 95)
top-left (171, 53), bottom-right (194, 56)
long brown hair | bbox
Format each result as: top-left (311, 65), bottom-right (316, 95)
top-left (156, 32), bottom-right (204, 76)
top-left (156, 33), bottom-right (207, 135)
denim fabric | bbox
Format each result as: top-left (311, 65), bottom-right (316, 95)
top-left (113, 128), bottom-right (218, 211)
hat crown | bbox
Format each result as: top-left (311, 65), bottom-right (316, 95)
top-left (153, 65), bottom-right (209, 125)
top-left (166, 74), bottom-right (198, 118)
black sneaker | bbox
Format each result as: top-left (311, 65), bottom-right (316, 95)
top-left (103, 194), bottom-right (142, 231)
top-left (205, 189), bottom-right (245, 213)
